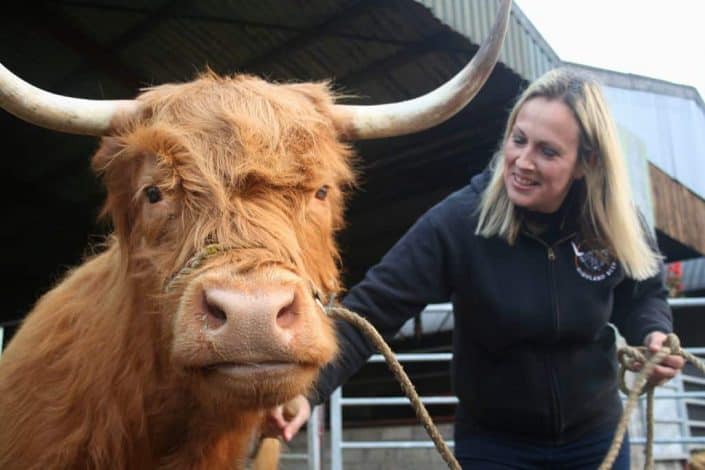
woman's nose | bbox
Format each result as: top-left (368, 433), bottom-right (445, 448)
top-left (515, 150), bottom-right (535, 170)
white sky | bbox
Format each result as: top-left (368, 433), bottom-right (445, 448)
top-left (514, 0), bottom-right (705, 100)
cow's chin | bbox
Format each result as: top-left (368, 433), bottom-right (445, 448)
top-left (194, 362), bottom-right (319, 409)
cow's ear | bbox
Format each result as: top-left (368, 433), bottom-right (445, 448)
top-left (91, 136), bottom-right (137, 243)
top-left (91, 136), bottom-right (124, 177)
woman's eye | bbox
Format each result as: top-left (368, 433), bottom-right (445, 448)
top-left (145, 185), bottom-right (162, 203)
top-left (314, 185), bottom-right (330, 201)
top-left (511, 135), bottom-right (526, 145)
top-left (542, 147), bottom-right (558, 157)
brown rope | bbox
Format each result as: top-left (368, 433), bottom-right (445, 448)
top-left (327, 305), bottom-right (461, 470)
top-left (645, 386), bottom-right (654, 470)
top-left (160, 246), bottom-right (699, 469)
top-left (164, 244), bottom-right (229, 292)
top-left (600, 334), bottom-right (705, 469)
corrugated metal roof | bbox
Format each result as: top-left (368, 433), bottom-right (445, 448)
top-left (416, 0), bottom-right (560, 81)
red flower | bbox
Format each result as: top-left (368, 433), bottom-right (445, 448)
top-left (665, 261), bottom-right (684, 297)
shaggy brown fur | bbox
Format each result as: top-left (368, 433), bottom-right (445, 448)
top-left (0, 72), bottom-right (356, 469)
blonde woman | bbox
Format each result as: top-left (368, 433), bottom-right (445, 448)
top-left (269, 68), bottom-right (684, 468)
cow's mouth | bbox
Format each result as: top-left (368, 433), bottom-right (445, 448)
top-left (197, 360), bottom-right (320, 407)
top-left (204, 361), bottom-right (312, 379)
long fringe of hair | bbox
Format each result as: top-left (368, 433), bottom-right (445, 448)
top-left (476, 68), bottom-right (660, 280)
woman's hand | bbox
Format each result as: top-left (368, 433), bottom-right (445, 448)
top-left (262, 395), bottom-right (312, 442)
top-left (643, 331), bottom-right (686, 386)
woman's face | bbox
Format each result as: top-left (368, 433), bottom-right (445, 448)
top-left (503, 97), bottom-right (584, 213)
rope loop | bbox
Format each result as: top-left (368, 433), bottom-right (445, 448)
top-left (601, 333), bottom-right (702, 470)
top-left (617, 333), bottom-right (683, 396)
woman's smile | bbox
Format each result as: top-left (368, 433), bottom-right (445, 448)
top-left (511, 172), bottom-right (539, 189)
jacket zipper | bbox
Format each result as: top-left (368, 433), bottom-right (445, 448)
top-left (522, 231), bottom-right (575, 339)
top-left (522, 231), bottom-right (575, 439)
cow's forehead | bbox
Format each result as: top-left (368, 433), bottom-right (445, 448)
top-left (126, 74), bottom-right (354, 189)
top-left (137, 74), bottom-right (337, 141)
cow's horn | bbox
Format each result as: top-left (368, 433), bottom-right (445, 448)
top-left (335, 0), bottom-right (512, 140)
top-left (0, 62), bottom-right (137, 135)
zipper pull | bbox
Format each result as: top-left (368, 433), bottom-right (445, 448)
top-left (547, 247), bottom-right (556, 261)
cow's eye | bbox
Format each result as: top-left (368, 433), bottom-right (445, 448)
top-left (314, 185), bottom-right (330, 201)
top-left (145, 185), bottom-right (162, 204)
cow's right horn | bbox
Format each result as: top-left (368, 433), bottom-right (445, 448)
top-left (0, 62), bottom-right (137, 135)
top-left (334, 0), bottom-right (512, 140)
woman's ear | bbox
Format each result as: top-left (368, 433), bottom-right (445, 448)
top-left (573, 163), bottom-right (585, 180)
top-left (574, 152), bottom-right (596, 180)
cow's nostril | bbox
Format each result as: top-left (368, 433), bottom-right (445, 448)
top-left (203, 294), bottom-right (228, 329)
top-left (276, 301), bottom-right (297, 330)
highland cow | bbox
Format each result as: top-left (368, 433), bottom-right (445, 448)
top-left (0, 1), bottom-right (510, 468)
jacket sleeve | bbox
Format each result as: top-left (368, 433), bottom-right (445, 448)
top-left (308, 208), bottom-right (452, 406)
top-left (610, 230), bottom-right (672, 346)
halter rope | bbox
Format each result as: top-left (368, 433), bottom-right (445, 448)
top-left (164, 244), bottom-right (230, 293)
top-left (167, 244), bottom-right (459, 467)
top-left (164, 245), bottom-right (705, 470)
top-left (316, 299), bottom-right (462, 469)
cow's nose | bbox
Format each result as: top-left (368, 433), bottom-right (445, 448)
top-left (202, 286), bottom-right (299, 336)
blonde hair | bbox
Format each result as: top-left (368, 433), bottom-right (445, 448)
top-left (476, 68), bottom-right (660, 280)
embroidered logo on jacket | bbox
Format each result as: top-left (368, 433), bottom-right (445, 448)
top-left (571, 241), bottom-right (617, 281)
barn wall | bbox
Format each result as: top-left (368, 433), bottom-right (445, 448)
top-left (650, 164), bottom-right (705, 256)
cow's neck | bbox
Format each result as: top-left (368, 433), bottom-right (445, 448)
top-left (142, 358), bottom-right (262, 467)
top-left (154, 408), bottom-right (262, 469)
top-left (0, 243), bottom-right (165, 467)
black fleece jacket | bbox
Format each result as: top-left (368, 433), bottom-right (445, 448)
top-left (312, 170), bottom-right (672, 444)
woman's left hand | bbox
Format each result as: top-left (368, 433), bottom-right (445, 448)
top-left (643, 331), bottom-right (686, 386)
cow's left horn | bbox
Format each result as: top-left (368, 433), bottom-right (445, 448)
top-left (334, 0), bottom-right (512, 140)
top-left (0, 62), bottom-right (137, 135)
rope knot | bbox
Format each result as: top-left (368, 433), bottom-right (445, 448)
top-left (617, 334), bottom-right (681, 397)
top-left (617, 346), bottom-right (647, 374)
top-left (617, 333), bottom-right (683, 389)
top-left (663, 333), bottom-right (681, 356)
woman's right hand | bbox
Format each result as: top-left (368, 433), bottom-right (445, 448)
top-left (262, 394), bottom-right (312, 442)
